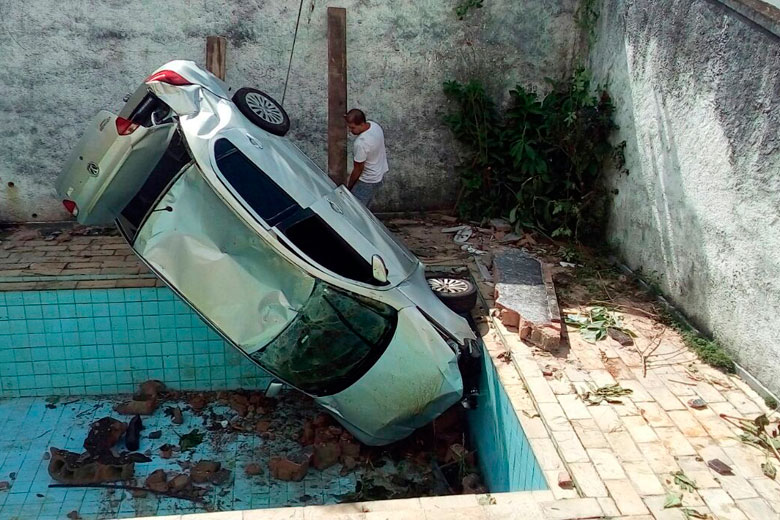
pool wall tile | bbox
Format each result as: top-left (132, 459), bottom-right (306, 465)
top-left (0, 288), bottom-right (272, 397)
top-left (468, 350), bottom-right (547, 491)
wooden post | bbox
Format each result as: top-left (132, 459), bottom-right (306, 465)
top-left (206, 36), bottom-right (227, 80)
top-left (327, 7), bottom-right (347, 185)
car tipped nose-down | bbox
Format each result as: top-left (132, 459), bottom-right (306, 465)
top-left (56, 60), bottom-right (480, 445)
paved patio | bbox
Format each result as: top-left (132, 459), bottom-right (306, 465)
top-left (0, 220), bottom-right (778, 519)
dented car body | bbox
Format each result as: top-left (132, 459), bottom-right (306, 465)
top-left (56, 61), bottom-right (478, 445)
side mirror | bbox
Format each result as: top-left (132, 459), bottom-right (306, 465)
top-left (372, 255), bottom-right (388, 284)
top-left (265, 380), bottom-right (284, 398)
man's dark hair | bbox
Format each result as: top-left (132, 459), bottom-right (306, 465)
top-left (345, 108), bottom-right (366, 125)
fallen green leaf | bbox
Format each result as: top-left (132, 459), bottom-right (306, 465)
top-left (178, 429), bottom-right (204, 451)
top-left (762, 460), bottom-right (776, 480)
top-left (673, 470), bottom-right (698, 492)
top-left (663, 491), bottom-right (683, 508)
top-left (682, 508), bottom-right (711, 520)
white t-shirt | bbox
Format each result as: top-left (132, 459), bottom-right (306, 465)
top-left (353, 121), bottom-right (389, 183)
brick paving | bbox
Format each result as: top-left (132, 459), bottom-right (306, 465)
top-left (0, 224), bottom-right (160, 291)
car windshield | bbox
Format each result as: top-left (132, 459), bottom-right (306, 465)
top-left (251, 281), bottom-right (397, 396)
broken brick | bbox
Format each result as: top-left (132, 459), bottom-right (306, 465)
top-left (115, 397), bottom-right (157, 416)
top-left (557, 470), bottom-right (574, 489)
top-left (145, 469), bottom-right (168, 493)
top-left (191, 460), bottom-right (221, 483)
top-left (313, 441), bottom-right (341, 470)
top-left (138, 380), bottom-right (166, 399)
top-left (244, 463), bottom-right (262, 476)
top-left (269, 453), bottom-right (310, 482)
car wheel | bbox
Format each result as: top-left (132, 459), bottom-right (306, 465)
top-left (232, 87), bottom-right (290, 136)
top-left (426, 276), bottom-right (478, 315)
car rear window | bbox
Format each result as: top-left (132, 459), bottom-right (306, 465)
top-left (251, 281), bottom-right (397, 396)
top-left (214, 138), bottom-right (298, 226)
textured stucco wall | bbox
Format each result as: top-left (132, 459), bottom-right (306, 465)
top-left (0, 0), bottom-right (579, 221)
top-left (589, 0), bottom-right (780, 393)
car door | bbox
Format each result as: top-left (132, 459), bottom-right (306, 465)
top-left (56, 101), bottom-right (176, 225)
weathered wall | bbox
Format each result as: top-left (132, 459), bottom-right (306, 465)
top-left (0, 0), bottom-right (579, 221)
top-left (590, 0), bottom-right (780, 393)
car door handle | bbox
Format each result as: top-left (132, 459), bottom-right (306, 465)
top-left (329, 200), bottom-right (343, 214)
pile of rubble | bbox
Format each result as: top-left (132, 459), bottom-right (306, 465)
top-left (41, 379), bottom-right (486, 514)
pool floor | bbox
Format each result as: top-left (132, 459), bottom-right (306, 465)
top-left (0, 392), bottom-right (359, 519)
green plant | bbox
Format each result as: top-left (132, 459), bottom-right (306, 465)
top-left (443, 68), bottom-right (624, 242)
top-left (661, 310), bottom-right (735, 373)
top-left (455, 0), bottom-right (483, 20)
top-left (765, 396), bottom-right (778, 410)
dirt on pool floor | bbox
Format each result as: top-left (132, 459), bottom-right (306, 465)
top-left (0, 384), bottom-right (484, 519)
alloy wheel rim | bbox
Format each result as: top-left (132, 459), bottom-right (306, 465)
top-left (245, 92), bottom-right (284, 124)
top-left (427, 278), bottom-right (470, 294)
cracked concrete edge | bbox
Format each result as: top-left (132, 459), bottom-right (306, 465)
top-left (715, 0), bottom-right (780, 37)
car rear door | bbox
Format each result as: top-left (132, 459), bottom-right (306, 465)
top-left (56, 95), bottom-right (176, 225)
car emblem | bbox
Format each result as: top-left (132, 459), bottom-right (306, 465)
top-left (98, 116), bottom-right (111, 132)
top-left (87, 162), bottom-right (100, 176)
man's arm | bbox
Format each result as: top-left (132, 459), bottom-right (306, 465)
top-left (347, 161), bottom-right (365, 190)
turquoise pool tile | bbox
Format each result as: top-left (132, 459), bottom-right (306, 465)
top-left (124, 288), bottom-right (142, 301)
top-left (5, 293), bottom-right (24, 305)
top-left (32, 361), bottom-right (50, 374)
top-left (79, 331), bottom-right (97, 344)
top-left (90, 289), bottom-right (109, 303)
top-left (10, 320), bottom-right (27, 334)
top-left (47, 347), bottom-right (65, 361)
top-left (73, 291), bottom-right (91, 304)
top-left (127, 328), bottom-right (146, 344)
top-left (109, 316), bottom-right (128, 330)
top-left (111, 329), bottom-right (129, 343)
top-left (93, 317), bottom-right (111, 331)
top-left (81, 345), bottom-right (98, 358)
top-left (125, 302), bottom-right (142, 315)
top-left (58, 304), bottom-right (76, 318)
top-left (39, 291), bottom-right (58, 304)
top-left (22, 292), bottom-right (41, 305)
top-left (158, 301), bottom-right (175, 314)
top-left (25, 305), bottom-right (43, 319)
top-left (0, 336), bottom-right (11, 349)
top-left (145, 342), bottom-right (162, 356)
top-left (176, 327), bottom-right (193, 341)
top-left (29, 334), bottom-right (46, 347)
top-left (98, 358), bottom-right (116, 372)
top-left (42, 305), bottom-right (60, 319)
top-left (13, 349), bottom-right (31, 362)
top-left (144, 329), bottom-right (161, 342)
top-left (92, 303), bottom-right (109, 317)
top-left (44, 320), bottom-right (62, 334)
top-left (142, 301), bottom-right (158, 314)
top-left (75, 304), bottom-right (92, 318)
top-left (27, 320), bottom-right (45, 334)
top-left (95, 331), bottom-right (112, 344)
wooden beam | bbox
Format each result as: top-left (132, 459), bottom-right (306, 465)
top-left (327, 7), bottom-right (347, 185)
top-left (206, 36), bottom-right (227, 80)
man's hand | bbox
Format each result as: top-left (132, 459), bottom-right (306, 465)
top-left (347, 161), bottom-right (365, 190)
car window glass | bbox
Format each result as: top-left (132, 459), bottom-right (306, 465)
top-left (214, 138), bottom-right (298, 226)
top-left (251, 281), bottom-right (396, 395)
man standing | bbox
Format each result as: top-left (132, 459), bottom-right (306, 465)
top-left (345, 109), bottom-right (388, 208)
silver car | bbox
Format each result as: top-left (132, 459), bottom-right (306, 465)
top-left (56, 60), bottom-right (480, 446)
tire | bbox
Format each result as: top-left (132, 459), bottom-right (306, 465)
top-left (232, 87), bottom-right (290, 136)
top-left (426, 276), bottom-right (478, 315)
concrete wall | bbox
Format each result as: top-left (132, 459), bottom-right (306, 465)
top-left (0, 0), bottom-right (579, 221)
top-left (589, 0), bottom-right (780, 393)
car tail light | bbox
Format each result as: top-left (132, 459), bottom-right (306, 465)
top-left (62, 200), bottom-right (78, 216)
top-left (115, 116), bottom-right (139, 135)
top-left (145, 70), bottom-right (192, 86)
